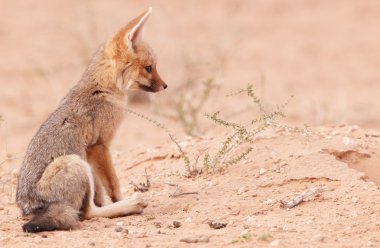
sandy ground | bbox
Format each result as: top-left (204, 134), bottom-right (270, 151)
top-left (1, 0), bottom-right (380, 247)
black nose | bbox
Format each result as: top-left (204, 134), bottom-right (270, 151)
top-left (163, 83), bottom-right (168, 89)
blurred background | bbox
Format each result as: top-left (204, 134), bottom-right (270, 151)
top-left (1, 0), bottom-right (380, 164)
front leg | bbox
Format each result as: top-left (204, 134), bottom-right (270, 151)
top-left (86, 144), bottom-right (123, 202)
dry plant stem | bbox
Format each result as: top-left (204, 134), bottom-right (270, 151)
top-left (130, 168), bottom-right (151, 192)
top-left (280, 185), bottom-right (328, 209)
top-left (168, 184), bottom-right (198, 198)
top-left (126, 153), bottom-right (182, 170)
top-left (125, 108), bottom-right (192, 172)
top-left (176, 78), bottom-right (217, 136)
top-left (0, 156), bottom-right (23, 168)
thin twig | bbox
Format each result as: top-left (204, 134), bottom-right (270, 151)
top-left (130, 168), bottom-right (151, 192)
top-left (170, 191), bottom-right (199, 198)
top-left (280, 185), bottom-right (328, 209)
top-left (168, 184), bottom-right (198, 198)
top-left (0, 156), bottom-right (23, 168)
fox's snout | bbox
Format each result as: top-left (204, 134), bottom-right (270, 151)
top-left (150, 76), bottom-right (168, 92)
top-left (138, 80), bottom-right (167, 92)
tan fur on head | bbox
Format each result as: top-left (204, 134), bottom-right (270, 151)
top-left (105, 7), bottom-right (167, 93)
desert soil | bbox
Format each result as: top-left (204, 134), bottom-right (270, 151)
top-left (1, 1), bottom-right (380, 247)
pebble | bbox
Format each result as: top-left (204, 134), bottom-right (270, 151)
top-left (270, 151), bottom-right (277, 160)
top-left (270, 240), bottom-right (281, 246)
top-left (237, 186), bottom-right (248, 195)
top-left (208, 221), bottom-right (227, 229)
top-left (246, 216), bottom-right (256, 223)
top-left (115, 226), bottom-right (123, 232)
top-left (154, 222), bottom-right (162, 228)
top-left (259, 168), bottom-right (267, 175)
top-left (173, 221), bottom-right (181, 228)
top-left (312, 235), bottom-right (326, 242)
top-left (263, 199), bottom-right (274, 205)
top-left (352, 197), bottom-right (359, 203)
top-left (342, 136), bottom-right (354, 146)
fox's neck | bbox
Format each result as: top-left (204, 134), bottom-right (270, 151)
top-left (80, 46), bottom-right (119, 91)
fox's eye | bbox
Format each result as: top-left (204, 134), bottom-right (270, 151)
top-left (145, 65), bottom-right (152, 73)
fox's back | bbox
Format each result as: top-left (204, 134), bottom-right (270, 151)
top-left (16, 94), bottom-right (88, 212)
top-left (16, 82), bottom-right (126, 215)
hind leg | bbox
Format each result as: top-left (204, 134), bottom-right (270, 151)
top-left (39, 154), bottom-right (147, 219)
top-left (36, 155), bottom-right (90, 209)
top-left (23, 154), bottom-right (90, 232)
top-left (24, 154), bottom-right (147, 232)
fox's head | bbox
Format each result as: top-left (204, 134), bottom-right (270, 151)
top-left (104, 7), bottom-right (167, 93)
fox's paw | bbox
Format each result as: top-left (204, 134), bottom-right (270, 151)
top-left (129, 193), bottom-right (148, 213)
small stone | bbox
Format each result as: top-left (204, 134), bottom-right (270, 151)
top-left (263, 199), bottom-right (274, 205)
top-left (342, 136), bottom-right (354, 146)
top-left (259, 168), bottom-right (267, 175)
top-left (270, 151), bottom-right (277, 160)
top-left (270, 239), bottom-right (281, 246)
top-left (88, 242), bottom-right (95, 246)
top-left (173, 221), bottom-right (181, 228)
top-left (154, 222), bottom-right (162, 228)
top-left (352, 197), bottom-right (359, 203)
top-left (312, 235), bottom-right (326, 242)
top-left (115, 226), bottom-right (123, 232)
top-left (237, 186), bottom-right (248, 195)
top-left (41, 234), bottom-right (48, 238)
top-left (246, 216), bottom-right (256, 224)
top-left (208, 221), bottom-right (227, 229)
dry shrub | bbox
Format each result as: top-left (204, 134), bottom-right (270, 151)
top-left (128, 84), bottom-right (309, 177)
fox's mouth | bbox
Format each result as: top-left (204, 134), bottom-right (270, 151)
top-left (137, 81), bottom-right (167, 93)
top-left (138, 84), bottom-right (156, 92)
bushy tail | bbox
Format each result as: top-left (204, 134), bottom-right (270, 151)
top-left (23, 203), bottom-right (79, 233)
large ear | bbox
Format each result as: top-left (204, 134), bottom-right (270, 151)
top-left (125, 7), bottom-right (152, 49)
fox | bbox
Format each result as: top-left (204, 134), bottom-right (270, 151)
top-left (15, 7), bottom-right (167, 233)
